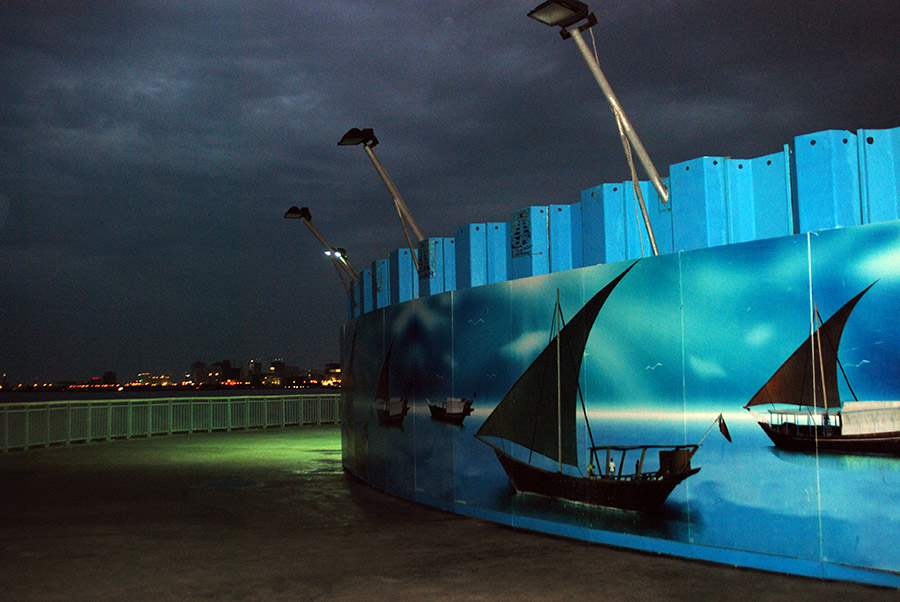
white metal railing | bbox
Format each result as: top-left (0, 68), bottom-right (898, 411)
top-left (0, 393), bottom-right (341, 452)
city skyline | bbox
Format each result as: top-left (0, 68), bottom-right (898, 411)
top-left (2, 2), bottom-right (899, 383)
top-left (1, 355), bottom-right (340, 389)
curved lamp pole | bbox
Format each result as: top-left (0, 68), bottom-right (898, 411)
top-left (528, 0), bottom-right (664, 256)
top-left (338, 127), bottom-right (424, 271)
top-left (284, 205), bottom-right (359, 294)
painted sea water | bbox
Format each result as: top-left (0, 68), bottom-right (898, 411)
top-left (355, 405), bottom-right (900, 574)
top-left (342, 219), bottom-right (900, 583)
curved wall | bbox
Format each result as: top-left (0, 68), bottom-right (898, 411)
top-left (340, 219), bottom-right (900, 587)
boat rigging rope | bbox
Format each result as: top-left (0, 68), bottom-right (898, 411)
top-left (814, 306), bottom-right (860, 402)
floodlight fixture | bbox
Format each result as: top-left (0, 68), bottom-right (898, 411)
top-left (284, 206), bottom-right (312, 221)
top-left (338, 128), bottom-right (378, 148)
top-left (528, 0), bottom-right (666, 256)
top-left (338, 127), bottom-right (425, 270)
top-left (527, 0), bottom-right (596, 39)
top-left (283, 205), bottom-right (359, 286)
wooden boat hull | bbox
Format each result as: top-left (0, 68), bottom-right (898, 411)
top-left (493, 449), bottom-right (700, 513)
top-left (757, 421), bottom-right (900, 455)
top-left (376, 400), bottom-right (409, 427)
top-left (428, 402), bottom-right (472, 425)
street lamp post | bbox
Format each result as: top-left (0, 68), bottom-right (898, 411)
top-left (284, 205), bottom-right (359, 294)
top-left (528, 0), bottom-right (665, 256)
top-left (338, 128), bottom-right (425, 270)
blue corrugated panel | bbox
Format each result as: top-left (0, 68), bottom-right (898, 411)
top-left (725, 158), bottom-right (756, 243)
top-left (360, 268), bottom-right (373, 314)
top-left (792, 130), bottom-right (861, 232)
top-left (486, 222), bottom-right (508, 284)
top-left (580, 185), bottom-right (604, 266)
top-left (858, 127), bottom-right (900, 224)
top-left (670, 156), bottom-right (728, 252)
top-left (570, 203), bottom-right (583, 269)
top-left (389, 247), bottom-right (418, 304)
top-left (455, 223), bottom-right (487, 289)
top-left (582, 183), bottom-right (625, 265)
top-left (549, 204), bottom-right (579, 272)
top-left (442, 237), bottom-right (456, 292)
top-left (418, 237), bottom-right (455, 296)
top-left (648, 178), bottom-right (674, 256)
top-left (508, 206), bottom-right (549, 280)
top-left (372, 258), bottom-right (391, 309)
top-left (726, 148), bottom-right (793, 243)
top-left (623, 180), bottom-right (673, 259)
top-left (755, 146), bottom-right (794, 238)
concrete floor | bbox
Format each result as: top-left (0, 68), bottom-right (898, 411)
top-left (0, 426), bottom-right (896, 601)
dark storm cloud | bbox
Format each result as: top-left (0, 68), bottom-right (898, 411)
top-left (1, 1), bottom-right (899, 383)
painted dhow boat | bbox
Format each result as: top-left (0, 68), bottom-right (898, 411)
top-left (427, 397), bottom-right (474, 425)
top-left (745, 282), bottom-right (900, 455)
top-left (475, 263), bottom-right (701, 513)
top-left (374, 341), bottom-right (409, 427)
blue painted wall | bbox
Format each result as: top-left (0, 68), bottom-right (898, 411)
top-left (341, 219), bottom-right (900, 587)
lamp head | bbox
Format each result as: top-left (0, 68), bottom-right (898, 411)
top-left (338, 127), bottom-right (379, 148)
top-left (527, 0), bottom-right (596, 38)
top-left (284, 206), bottom-right (312, 221)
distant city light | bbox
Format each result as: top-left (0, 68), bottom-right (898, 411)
top-left (2, 359), bottom-right (343, 391)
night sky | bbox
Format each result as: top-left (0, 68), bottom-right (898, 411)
top-left (2, 1), bottom-right (899, 384)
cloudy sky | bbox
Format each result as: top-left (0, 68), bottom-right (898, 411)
top-left (1, 1), bottom-right (898, 384)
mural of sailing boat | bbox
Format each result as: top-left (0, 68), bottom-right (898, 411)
top-left (374, 341), bottom-right (409, 427)
top-left (427, 396), bottom-right (474, 426)
top-left (475, 263), bottom-right (702, 513)
top-left (745, 282), bottom-right (900, 454)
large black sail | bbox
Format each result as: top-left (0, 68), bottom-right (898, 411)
top-left (476, 263), bottom-right (636, 468)
top-left (745, 283), bottom-right (874, 410)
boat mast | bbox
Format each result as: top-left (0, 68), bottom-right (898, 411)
top-left (814, 302), bottom-right (829, 415)
top-left (557, 289), bottom-right (563, 474)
